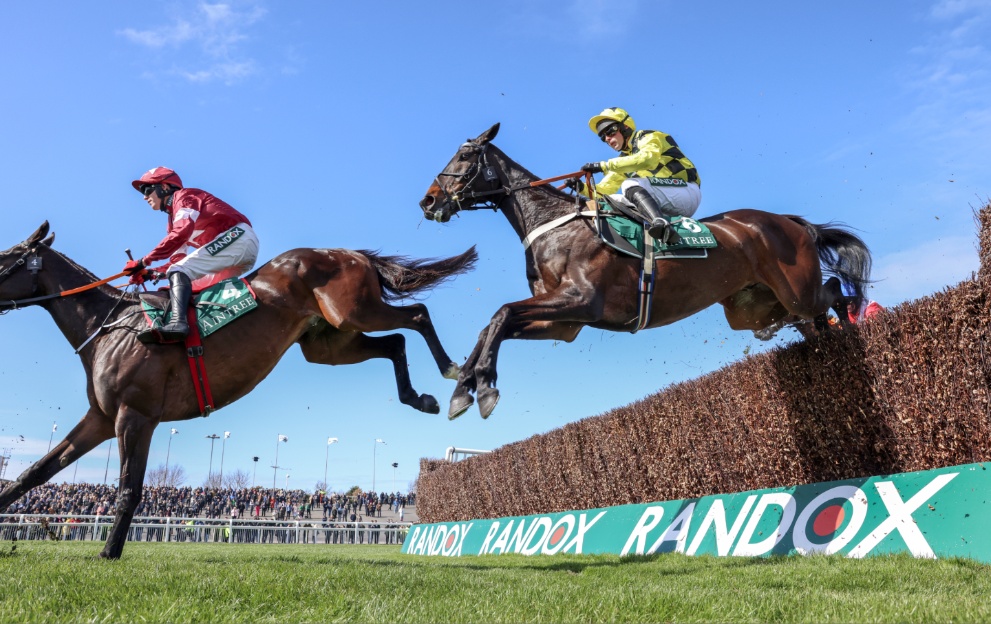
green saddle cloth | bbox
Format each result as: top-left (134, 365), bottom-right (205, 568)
top-left (599, 203), bottom-right (717, 254)
top-left (140, 278), bottom-right (258, 338)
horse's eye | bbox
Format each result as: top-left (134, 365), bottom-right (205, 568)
top-left (458, 152), bottom-right (471, 161)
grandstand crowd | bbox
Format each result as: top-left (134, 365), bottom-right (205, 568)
top-left (1, 482), bottom-right (414, 521)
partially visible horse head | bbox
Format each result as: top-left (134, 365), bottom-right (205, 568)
top-left (0, 222), bottom-right (55, 303)
top-left (419, 123), bottom-right (502, 223)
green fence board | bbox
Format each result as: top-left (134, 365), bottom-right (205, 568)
top-left (403, 462), bottom-right (991, 561)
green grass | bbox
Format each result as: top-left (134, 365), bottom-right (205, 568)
top-left (1, 542), bottom-right (990, 623)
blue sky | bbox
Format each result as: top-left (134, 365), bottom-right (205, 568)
top-left (1, 1), bottom-right (988, 494)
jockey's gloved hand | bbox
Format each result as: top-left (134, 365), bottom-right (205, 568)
top-left (127, 271), bottom-right (147, 286)
top-left (147, 266), bottom-right (168, 283)
top-left (123, 258), bottom-right (145, 275)
top-left (564, 178), bottom-right (586, 194)
top-left (581, 162), bottom-right (603, 174)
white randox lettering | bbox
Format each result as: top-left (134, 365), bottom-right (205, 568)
top-left (847, 473), bottom-right (957, 559)
top-left (621, 506), bottom-right (665, 555)
top-left (792, 485), bottom-right (867, 555)
top-left (541, 515), bottom-right (575, 555)
top-left (506, 517), bottom-right (535, 553)
top-left (429, 525), bottom-right (448, 555)
top-left (686, 495), bottom-right (757, 556)
top-left (411, 525), bottom-right (431, 555)
top-left (732, 492), bottom-right (797, 556)
top-left (451, 522), bottom-right (473, 556)
top-left (479, 521), bottom-right (501, 554)
top-left (650, 503), bottom-right (695, 554)
top-left (406, 526), bottom-right (421, 553)
top-left (562, 511), bottom-right (606, 554)
top-left (488, 519), bottom-right (516, 554)
top-left (419, 526), bottom-right (437, 555)
top-left (520, 517), bottom-right (552, 555)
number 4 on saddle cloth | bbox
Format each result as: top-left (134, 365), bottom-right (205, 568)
top-left (138, 278), bottom-right (258, 416)
top-left (595, 197), bottom-right (717, 259)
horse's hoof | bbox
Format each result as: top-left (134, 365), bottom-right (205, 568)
top-left (478, 388), bottom-right (500, 420)
top-left (449, 394), bottom-right (474, 420)
top-left (419, 394), bottom-right (440, 415)
top-left (443, 363), bottom-right (461, 380)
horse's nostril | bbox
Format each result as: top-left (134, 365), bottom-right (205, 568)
top-left (420, 196), bottom-right (435, 210)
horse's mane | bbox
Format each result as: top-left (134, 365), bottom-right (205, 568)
top-left (45, 244), bottom-right (141, 303)
top-left (489, 143), bottom-right (575, 204)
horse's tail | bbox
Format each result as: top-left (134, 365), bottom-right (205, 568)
top-left (359, 246), bottom-right (478, 302)
top-left (788, 216), bottom-right (873, 305)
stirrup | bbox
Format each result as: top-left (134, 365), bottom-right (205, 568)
top-left (647, 218), bottom-right (680, 245)
top-left (136, 327), bottom-right (160, 344)
top-left (158, 322), bottom-right (189, 342)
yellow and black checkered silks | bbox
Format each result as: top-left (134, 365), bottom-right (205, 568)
top-left (595, 129), bottom-right (701, 195)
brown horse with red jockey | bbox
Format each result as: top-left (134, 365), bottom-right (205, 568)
top-left (418, 123), bottom-right (871, 420)
top-left (0, 221), bottom-right (475, 558)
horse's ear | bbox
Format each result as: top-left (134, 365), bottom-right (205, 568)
top-left (477, 123), bottom-right (500, 145)
top-left (26, 221), bottom-right (50, 247)
top-left (42, 232), bottom-right (55, 247)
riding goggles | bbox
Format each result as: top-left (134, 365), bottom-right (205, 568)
top-left (598, 124), bottom-right (623, 141)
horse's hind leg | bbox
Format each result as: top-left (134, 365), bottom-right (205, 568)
top-left (299, 325), bottom-right (440, 414)
top-left (100, 407), bottom-right (156, 560)
top-left (381, 302), bottom-right (460, 380)
top-left (314, 286), bottom-right (460, 380)
top-left (0, 408), bottom-right (113, 513)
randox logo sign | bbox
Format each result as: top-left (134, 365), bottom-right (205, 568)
top-left (620, 473), bottom-right (956, 558)
top-left (402, 463), bottom-right (991, 562)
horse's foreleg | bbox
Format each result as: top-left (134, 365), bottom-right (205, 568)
top-left (0, 409), bottom-right (113, 513)
top-left (448, 325), bottom-right (490, 420)
top-left (100, 407), bottom-right (156, 560)
top-left (299, 328), bottom-right (439, 414)
top-left (472, 292), bottom-right (598, 419)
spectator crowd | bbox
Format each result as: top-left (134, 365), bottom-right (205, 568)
top-left (1, 482), bottom-right (414, 522)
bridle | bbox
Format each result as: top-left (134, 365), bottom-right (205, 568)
top-left (430, 141), bottom-right (528, 217)
top-left (0, 246), bottom-right (44, 310)
top-left (0, 244), bottom-right (129, 313)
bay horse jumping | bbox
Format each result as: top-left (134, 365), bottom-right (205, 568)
top-left (419, 123), bottom-right (872, 420)
top-left (0, 221), bottom-right (475, 558)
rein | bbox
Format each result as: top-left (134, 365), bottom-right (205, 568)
top-left (433, 141), bottom-right (593, 215)
top-left (0, 247), bottom-right (128, 311)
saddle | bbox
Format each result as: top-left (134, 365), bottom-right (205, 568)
top-left (138, 278), bottom-right (257, 339)
top-left (593, 196), bottom-right (716, 260)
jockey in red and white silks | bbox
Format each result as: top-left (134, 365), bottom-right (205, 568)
top-left (123, 167), bottom-right (260, 342)
top-left (142, 185), bottom-right (259, 291)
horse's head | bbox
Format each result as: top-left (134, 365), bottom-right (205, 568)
top-left (419, 123), bottom-right (504, 223)
top-left (0, 222), bottom-right (55, 305)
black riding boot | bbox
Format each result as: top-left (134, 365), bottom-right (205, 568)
top-left (624, 186), bottom-right (680, 245)
top-left (159, 272), bottom-right (192, 342)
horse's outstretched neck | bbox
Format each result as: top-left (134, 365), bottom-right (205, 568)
top-left (488, 144), bottom-right (581, 241)
top-left (361, 246), bottom-right (478, 301)
top-left (35, 246), bottom-right (131, 350)
top-left (790, 216), bottom-right (873, 305)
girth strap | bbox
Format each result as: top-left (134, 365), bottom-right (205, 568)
top-left (183, 307), bottom-right (214, 416)
top-left (633, 230), bottom-right (656, 333)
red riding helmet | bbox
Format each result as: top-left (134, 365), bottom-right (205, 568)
top-left (131, 167), bottom-right (183, 192)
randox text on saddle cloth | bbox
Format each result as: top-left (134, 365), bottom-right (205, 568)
top-left (402, 462), bottom-right (991, 562)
